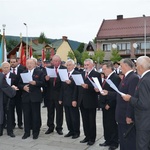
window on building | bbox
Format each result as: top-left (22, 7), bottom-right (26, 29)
top-left (116, 43), bottom-right (130, 51)
top-left (103, 44), bottom-right (111, 51)
top-left (138, 42), bottom-right (150, 49)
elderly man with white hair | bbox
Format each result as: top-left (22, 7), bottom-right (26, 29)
top-left (122, 56), bottom-right (150, 150)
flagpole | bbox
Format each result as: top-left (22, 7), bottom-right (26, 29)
top-left (2, 24), bottom-right (6, 62)
top-left (23, 23), bottom-right (28, 58)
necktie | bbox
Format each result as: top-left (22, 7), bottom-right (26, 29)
top-left (102, 76), bottom-right (107, 88)
top-left (4, 74), bottom-right (7, 78)
top-left (13, 68), bottom-right (16, 74)
top-left (85, 72), bottom-right (88, 79)
top-left (53, 67), bottom-right (58, 86)
top-left (68, 72), bottom-right (70, 78)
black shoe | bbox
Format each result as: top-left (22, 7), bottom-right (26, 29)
top-left (57, 130), bottom-right (63, 135)
top-left (99, 142), bottom-right (110, 146)
top-left (108, 146), bottom-right (118, 150)
top-left (33, 133), bottom-right (39, 140)
top-left (72, 134), bottom-right (80, 139)
top-left (18, 125), bottom-right (23, 129)
top-left (80, 138), bottom-right (89, 143)
top-left (64, 132), bottom-right (73, 137)
top-left (45, 129), bottom-right (53, 134)
top-left (87, 141), bottom-right (95, 146)
top-left (8, 132), bottom-right (15, 138)
top-left (22, 133), bottom-right (30, 139)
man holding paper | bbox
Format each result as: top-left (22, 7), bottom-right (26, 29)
top-left (59, 59), bottom-right (80, 139)
top-left (1, 62), bottom-right (18, 137)
top-left (45, 55), bottom-right (66, 135)
top-left (19, 58), bottom-right (45, 140)
top-left (116, 58), bottom-right (139, 150)
top-left (99, 62), bottom-right (121, 150)
top-left (78, 59), bottom-right (101, 146)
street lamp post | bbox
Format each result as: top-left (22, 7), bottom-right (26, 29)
top-left (143, 15), bottom-right (146, 56)
top-left (23, 23), bottom-right (28, 58)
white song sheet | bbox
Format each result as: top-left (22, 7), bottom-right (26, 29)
top-left (58, 69), bottom-right (69, 81)
top-left (46, 68), bottom-right (57, 78)
top-left (72, 74), bottom-right (84, 86)
top-left (106, 79), bottom-right (125, 96)
top-left (92, 77), bottom-right (103, 93)
top-left (20, 72), bottom-right (33, 83)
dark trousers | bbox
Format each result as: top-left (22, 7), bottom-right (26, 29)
top-left (12, 94), bottom-right (23, 127)
top-left (102, 108), bottom-right (118, 147)
top-left (136, 130), bottom-right (150, 150)
top-left (22, 102), bottom-right (41, 135)
top-left (118, 123), bottom-right (136, 150)
top-left (64, 106), bottom-right (80, 135)
top-left (80, 104), bottom-right (96, 142)
top-left (47, 99), bottom-right (63, 131)
top-left (3, 101), bottom-right (14, 134)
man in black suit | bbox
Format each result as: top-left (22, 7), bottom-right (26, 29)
top-left (122, 56), bottom-right (150, 150)
top-left (99, 62), bottom-right (120, 150)
top-left (10, 58), bottom-right (26, 129)
top-left (45, 55), bottom-right (66, 135)
top-left (78, 58), bottom-right (102, 146)
top-left (1, 62), bottom-right (18, 137)
top-left (0, 68), bottom-right (17, 136)
top-left (116, 58), bottom-right (139, 150)
top-left (59, 59), bottom-right (80, 139)
top-left (18, 58), bottom-right (45, 139)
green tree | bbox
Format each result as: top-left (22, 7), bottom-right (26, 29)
top-left (67, 51), bottom-right (75, 60)
top-left (38, 32), bottom-right (50, 44)
top-left (92, 50), bottom-right (105, 63)
top-left (77, 43), bottom-right (84, 53)
top-left (74, 50), bottom-right (82, 64)
top-left (81, 51), bottom-right (89, 65)
top-left (46, 50), bottom-right (50, 60)
top-left (33, 52), bottom-right (38, 59)
top-left (6, 39), bottom-right (18, 52)
top-left (92, 37), bottom-right (97, 44)
top-left (110, 49), bottom-right (122, 62)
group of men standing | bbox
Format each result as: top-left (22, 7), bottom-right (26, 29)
top-left (0, 55), bottom-right (150, 150)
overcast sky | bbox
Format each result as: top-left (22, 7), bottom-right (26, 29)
top-left (1, 0), bottom-right (150, 43)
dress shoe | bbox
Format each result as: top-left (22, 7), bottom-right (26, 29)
top-left (33, 134), bottom-right (39, 140)
top-left (57, 130), bottom-right (63, 135)
top-left (64, 132), bottom-right (73, 137)
top-left (99, 142), bottom-right (110, 146)
top-left (87, 141), bottom-right (95, 146)
top-left (72, 134), bottom-right (80, 139)
top-left (8, 133), bottom-right (15, 138)
top-left (108, 146), bottom-right (118, 150)
top-left (45, 129), bottom-right (53, 134)
top-left (22, 133), bottom-right (30, 139)
top-left (80, 138), bottom-right (89, 143)
top-left (18, 125), bottom-right (23, 129)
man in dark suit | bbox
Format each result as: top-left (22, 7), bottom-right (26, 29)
top-left (45, 55), bottom-right (66, 135)
top-left (116, 58), bottom-right (139, 150)
top-left (122, 56), bottom-right (150, 150)
top-left (10, 58), bottom-right (26, 129)
top-left (1, 62), bottom-right (18, 137)
top-left (18, 58), bottom-right (45, 139)
top-left (78, 58), bottom-right (102, 146)
top-left (99, 62), bottom-right (121, 150)
top-left (0, 67), bottom-right (17, 136)
top-left (59, 59), bottom-right (80, 139)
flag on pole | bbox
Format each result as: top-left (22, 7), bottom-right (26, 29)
top-left (42, 49), bottom-right (45, 61)
top-left (20, 46), bottom-right (26, 66)
top-left (18, 42), bottom-right (22, 58)
top-left (0, 35), bottom-right (7, 66)
top-left (29, 46), bottom-right (33, 58)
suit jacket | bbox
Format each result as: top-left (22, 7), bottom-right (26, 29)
top-left (18, 68), bottom-right (45, 103)
top-left (78, 70), bottom-right (102, 109)
top-left (130, 71), bottom-right (150, 130)
top-left (46, 65), bottom-right (67, 100)
top-left (59, 70), bottom-right (79, 107)
top-left (0, 73), bottom-right (16, 124)
top-left (116, 71), bottom-right (139, 124)
top-left (100, 72), bottom-right (121, 109)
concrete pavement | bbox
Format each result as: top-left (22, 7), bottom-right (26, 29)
top-left (0, 104), bottom-right (119, 150)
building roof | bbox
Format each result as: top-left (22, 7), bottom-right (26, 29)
top-left (96, 15), bottom-right (150, 40)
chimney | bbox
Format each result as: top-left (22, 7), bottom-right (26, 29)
top-left (62, 36), bottom-right (68, 41)
top-left (117, 15), bottom-right (123, 20)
